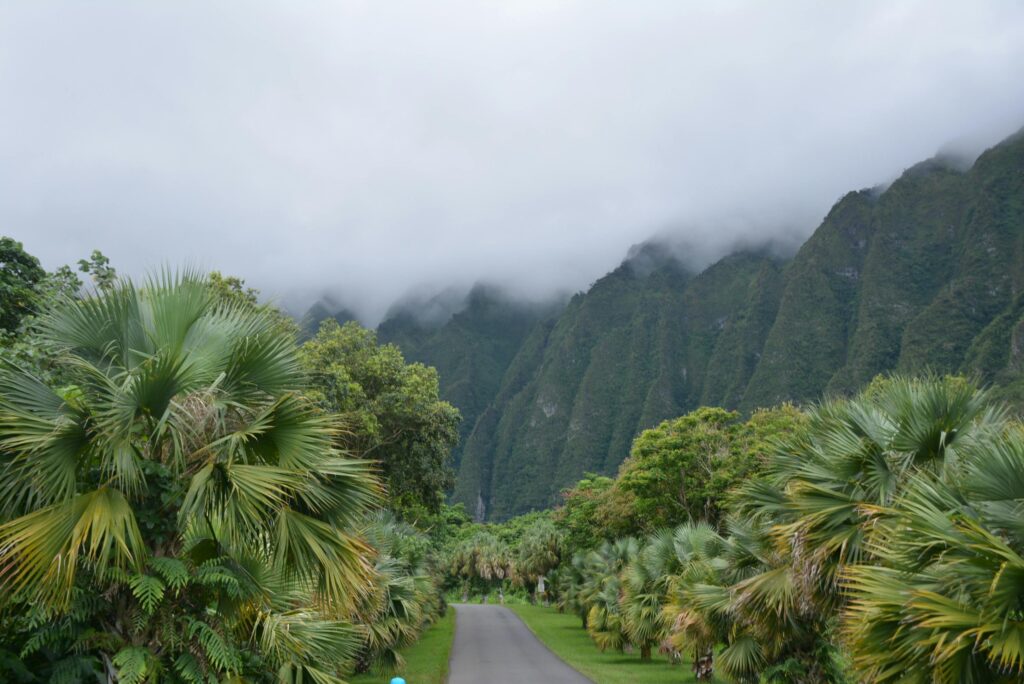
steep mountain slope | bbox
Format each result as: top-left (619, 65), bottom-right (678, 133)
top-left (300, 301), bottom-right (359, 339)
top-left (303, 128), bottom-right (1024, 520)
top-left (461, 129), bottom-right (1024, 518)
top-left (745, 130), bottom-right (1024, 410)
top-left (456, 248), bottom-right (783, 519)
top-left (377, 285), bottom-right (554, 471)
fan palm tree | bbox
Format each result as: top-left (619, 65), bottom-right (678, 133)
top-left (0, 273), bottom-right (381, 682)
top-left (766, 376), bottom-right (996, 597)
top-left (723, 375), bottom-right (1001, 682)
top-left (587, 573), bottom-right (628, 653)
top-left (622, 528), bottom-right (687, 660)
top-left (558, 551), bottom-right (591, 628)
top-left (579, 538), bottom-right (638, 652)
top-left (516, 518), bottom-right (564, 601)
top-left (658, 522), bottom-right (730, 678)
top-left (843, 423), bottom-right (1024, 681)
top-left (353, 512), bottom-right (439, 673)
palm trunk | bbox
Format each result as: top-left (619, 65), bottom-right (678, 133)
top-left (692, 648), bottom-right (714, 680)
top-left (640, 645), bottom-right (652, 660)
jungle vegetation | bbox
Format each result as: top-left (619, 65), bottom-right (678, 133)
top-left (0, 244), bottom-right (454, 682)
top-left (440, 376), bottom-right (1024, 682)
top-left (5, 125), bottom-right (1024, 682)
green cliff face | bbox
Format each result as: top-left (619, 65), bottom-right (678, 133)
top-left (376, 285), bottom-right (553, 473)
top-left (747, 129), bottom-right (1024, 409)
top-left (306, 128), bottom-right (1024, 520)
top-left (457, 248), bottom-right (784, 519)
top-left (742, 189), bottom-right (876, 408)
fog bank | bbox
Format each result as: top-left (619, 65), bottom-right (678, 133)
top-left (3, 1), bottom-right (1024, 323)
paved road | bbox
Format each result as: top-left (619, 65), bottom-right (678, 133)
top-left (448, 604), bottom-right (592, 684)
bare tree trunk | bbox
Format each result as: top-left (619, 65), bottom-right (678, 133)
top-left (640, 645), bottom-right (652, 660)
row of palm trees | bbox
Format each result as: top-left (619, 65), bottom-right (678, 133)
top-left (0, 274), bottom-right (443, 682)
top-left (555, 377), bottom-right (1024, 682)
top-left (444, 518), bottom-right (564, 603)
top-left (354, 512), bottom-right (444, 673)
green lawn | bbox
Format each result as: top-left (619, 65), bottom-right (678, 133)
top-left (509, 604), bottom-right (700, 684)
top-left (348, 607), bottom-right (455, 684)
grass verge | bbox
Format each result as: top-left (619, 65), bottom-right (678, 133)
top-left (348, 607), bottom-right (455, 684)
top-left (508, 604), bottom-right (700, 684)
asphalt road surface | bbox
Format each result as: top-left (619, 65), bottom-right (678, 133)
top-left (448, 604), bottom-right (592, 684)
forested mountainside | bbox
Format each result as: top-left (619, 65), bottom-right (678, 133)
top-left (305, 128), bottom-right (1024, 520)
top-left (377, 285), bottom-right (556, 472)
top-left (454, 249), bottom-right (787, 519)
top-left (745, 132), bottom-right (1024, 408)
top-left (300, 300), bottom-right (359, 337)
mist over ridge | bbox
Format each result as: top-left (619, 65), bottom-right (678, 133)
top-left (4, 1), bottom-right (1024, 324)
top-left (298, 122), bottom-right (1024, 518)
top-left (425, 125), bottom-right (1024, 518)
top-left (310, 126), bottom-right (1015, 331)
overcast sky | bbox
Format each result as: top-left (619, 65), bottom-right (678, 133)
top-left (3, 1), bottom-right (1024, 321)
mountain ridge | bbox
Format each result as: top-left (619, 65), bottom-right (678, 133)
top-left (303, 127), bottom-right (1024, 519)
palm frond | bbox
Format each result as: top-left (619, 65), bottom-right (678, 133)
top-left (0, 487), bottom-right (145, 606)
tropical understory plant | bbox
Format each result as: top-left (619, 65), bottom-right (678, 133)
top-left (350, 511), bottom-right (443, 674)
top-left (0, 273), bottom-right (382, 683)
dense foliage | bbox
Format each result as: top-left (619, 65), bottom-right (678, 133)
top-left (0, 250), bottom-right (450, 682)
top-left (0, 237), bottom-right (45, 334)
top-left (555, 474), bottom-right (632, 554)
top-left (449, 375), bottom-right (1024, 682)
top-left (615, 405), bottom-right (805, 530)
top-left (299, 320), bottom-right (461, 518)
top-left (554, 406), bottom-right (805, 544)
top-left (0, 273), bottom-right (381, 681)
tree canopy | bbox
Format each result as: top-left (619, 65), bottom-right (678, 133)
top-left (0, 272), bottom-right (383, 680)
top-left (300, 319), bottom-right (461, 518)
top-left (617, 405), bottom-right (806, 529)
top-left (0, 237), bottom-right (46, 333)
top-left (554, 406), bottom-right (805, 547)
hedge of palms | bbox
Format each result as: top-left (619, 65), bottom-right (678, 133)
top-left (559, 377), bottom-right (1024, 682)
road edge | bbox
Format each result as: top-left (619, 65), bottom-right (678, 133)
top-left (498, 604), bottom-right (596, 684)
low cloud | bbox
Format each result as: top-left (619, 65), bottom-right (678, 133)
top-left (3, 1), bottom-right (1024, 323)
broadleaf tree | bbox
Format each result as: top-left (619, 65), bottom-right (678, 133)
top-left (300, 319), bottom-right (461, 518)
